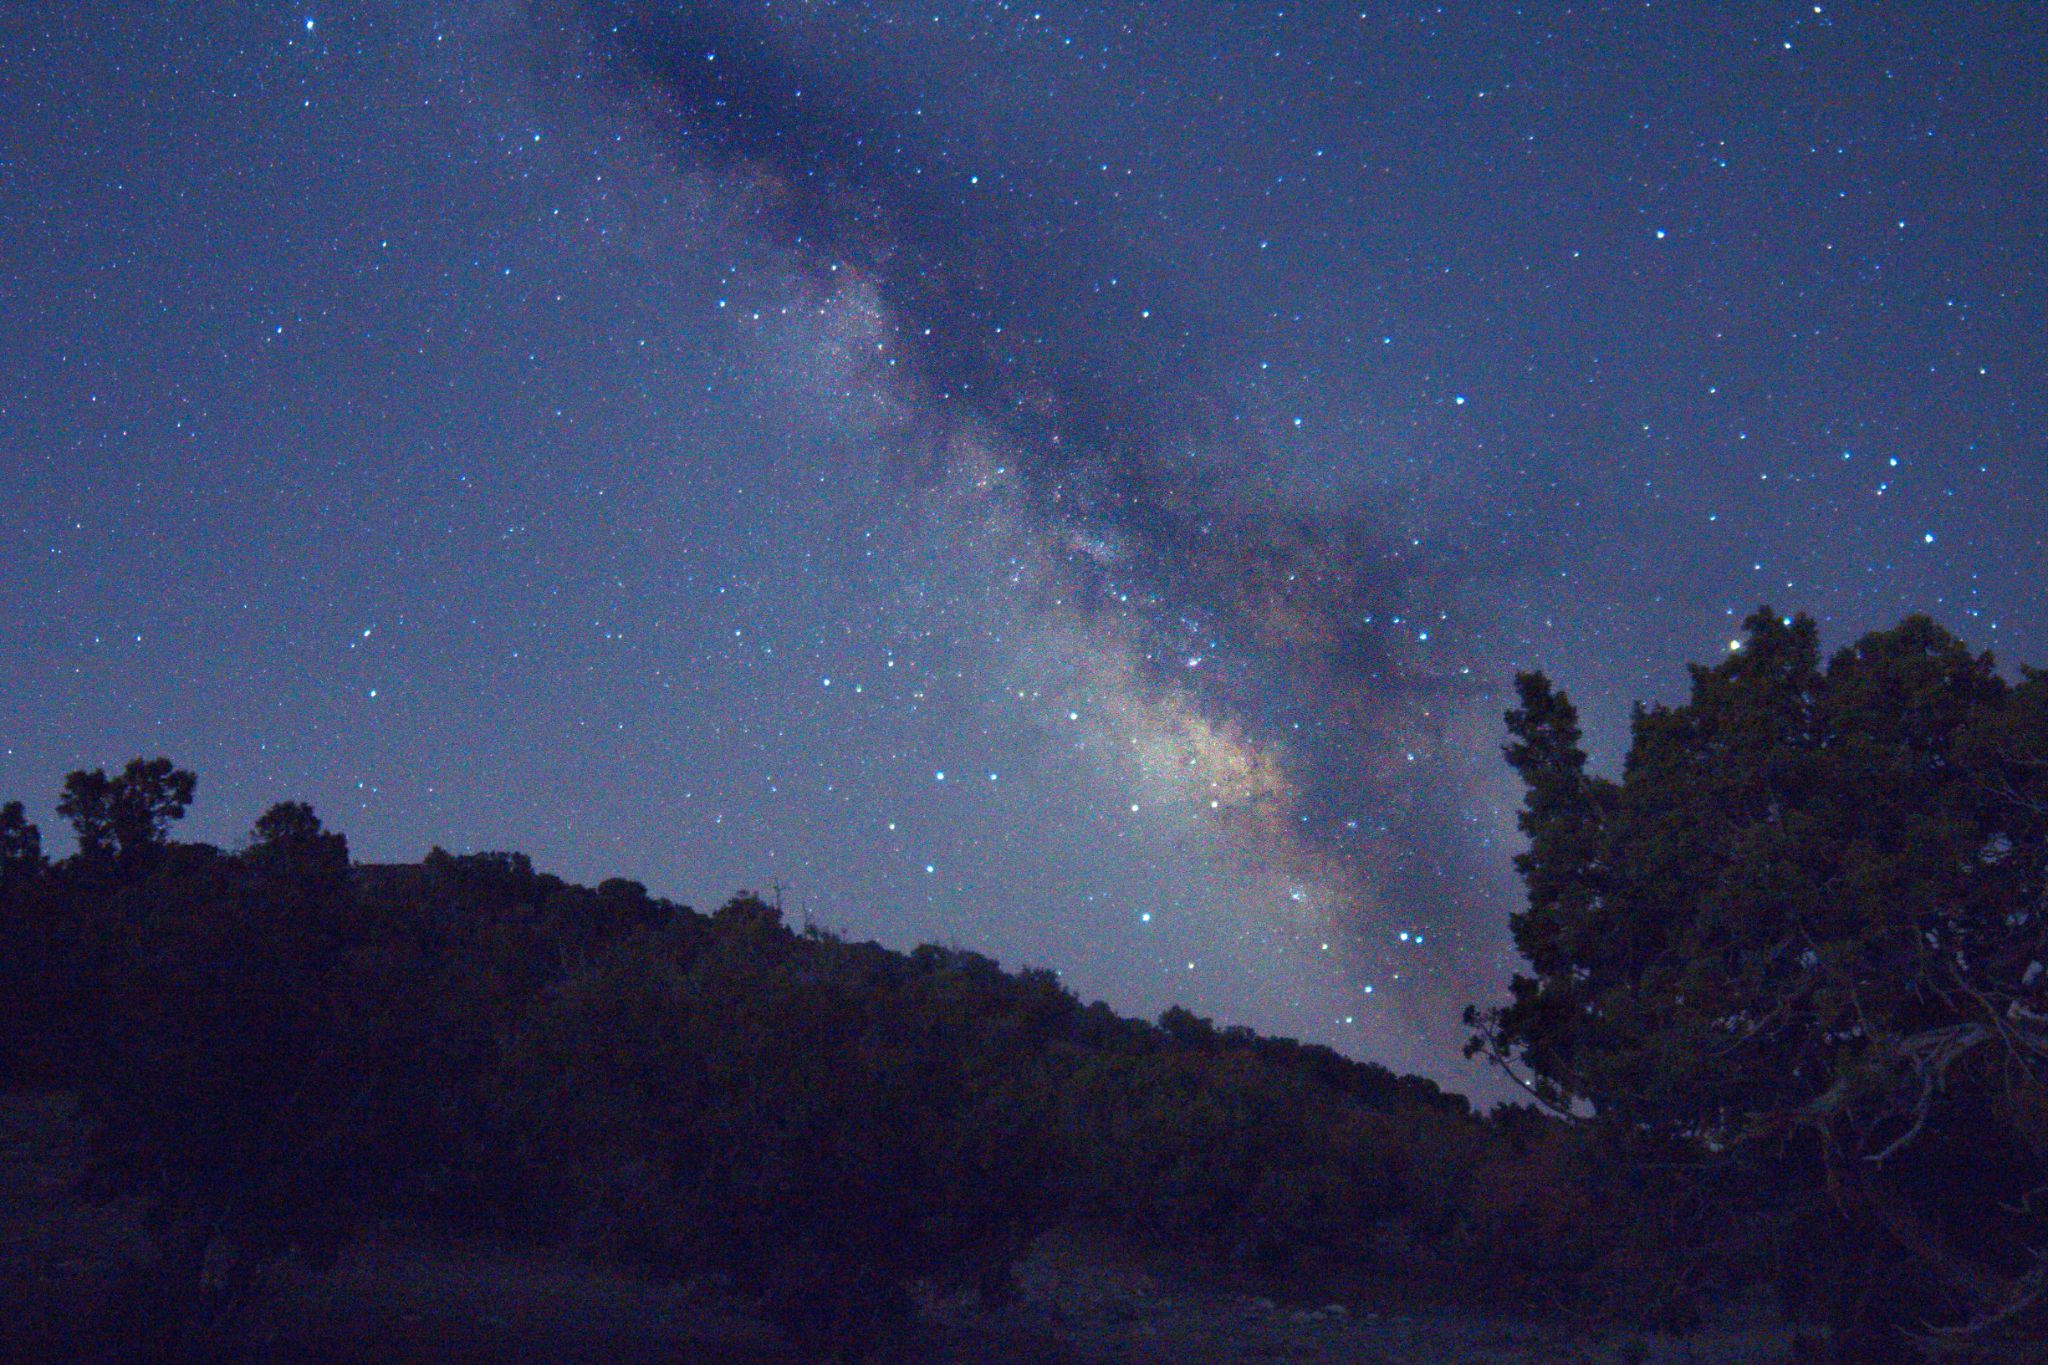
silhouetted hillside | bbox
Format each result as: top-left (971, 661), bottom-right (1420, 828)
top-left (8, 605), bottom-right (2048, 1365)
top-left (0, 767), bottom-right (1635, 1362)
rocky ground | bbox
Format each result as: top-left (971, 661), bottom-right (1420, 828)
top-left (1, 1090), bottom-right (1800, 1363)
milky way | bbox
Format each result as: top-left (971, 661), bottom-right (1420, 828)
top-left (6, 1), bottom-right (2043, 1090)
top-left (562, 1), bottom-right (1513, 1005)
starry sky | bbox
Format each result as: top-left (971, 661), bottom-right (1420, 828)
top-left (4, 2), bottom-right (2044, 1089)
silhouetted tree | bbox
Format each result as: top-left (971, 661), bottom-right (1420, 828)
top-left (249, 799), bottom-right (342, 858)
top-left (1469, 609), bottom-right (2048, 1359)
top-left (246, 799), bottom-right (351, 895)
top-left (69, 796), bottom-right (432, 1360)
top-left (57, 757), bottom-right (195, 870)
top-left (0, 800), bottom-right (44, 888)
top-left (0, 801), bottom-right (50, 1082)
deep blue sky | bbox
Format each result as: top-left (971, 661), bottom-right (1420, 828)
top-left (4, 2), bottom-right (2044, 1088)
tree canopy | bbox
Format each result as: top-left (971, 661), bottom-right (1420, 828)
top-left (55, 757), bottom-right (196, 871)
top-left (1470, 608), bottom-right (2048, 1356)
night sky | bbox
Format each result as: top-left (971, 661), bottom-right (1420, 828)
top-left (5, 2), bottom-right (2044, 1089)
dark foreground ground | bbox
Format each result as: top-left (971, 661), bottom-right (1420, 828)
top-left (1, 1091), bottom-right (1801, 1363)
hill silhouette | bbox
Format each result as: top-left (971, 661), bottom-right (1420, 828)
top-left (2, 611), bottom-right (2045, 1363)
top-left (0, 768), bottom-right (1647, 1362)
